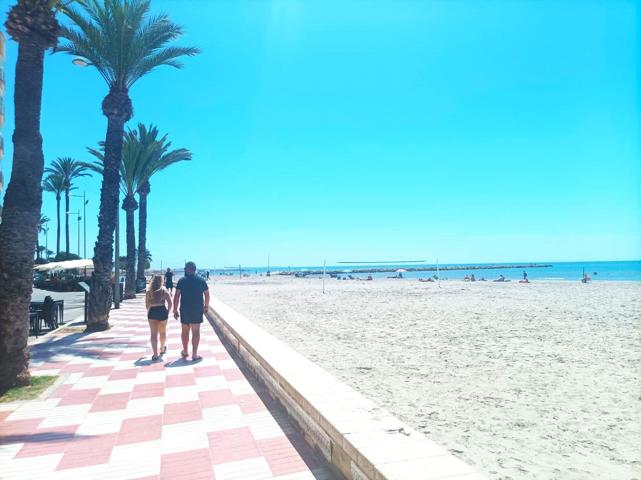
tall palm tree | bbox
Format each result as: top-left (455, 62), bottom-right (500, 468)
top-left (43, 172), bottom-right (65, 255)
top-left (0, 0), bottom-right (61, 389)
top-left (45, 157), bottom-right (88, 254)
top-left (36, 214), bottom-right (49, 260)
top-left (58, 0), bottom-right (198, 330)
top-left (133, 125), bottom-right (191, 287)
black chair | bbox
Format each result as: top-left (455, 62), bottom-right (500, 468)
top-left (41, 296), bottom-right (59, 331)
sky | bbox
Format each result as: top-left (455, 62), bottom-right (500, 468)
top-left (1, 0), bottom-right (640, 268)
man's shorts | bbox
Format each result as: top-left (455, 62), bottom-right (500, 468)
top-left (180, 311), bottom-right (203, 325)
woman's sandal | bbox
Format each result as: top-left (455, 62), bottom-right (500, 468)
top-left (151, 355), bottom-right (160, 362)
top-left (160, 346), bottom-right (167, 355)
top-left (192, 355), bottom-right (202, 362)
top-left (180, 350), bottom-right (189, 359)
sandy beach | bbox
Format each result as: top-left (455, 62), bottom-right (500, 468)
top-left (210, 276), bottom-right (641, 480)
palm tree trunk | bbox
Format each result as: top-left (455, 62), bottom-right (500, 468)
top-left (55, 193), bottom-right (60, 255)
top-left (0, 36), bottom-right (47, 389)
top-left (136, 183), bottom-right (149, 285)
top-left (87, 88), bottom-right (132, 330)
top-left (65, 188), bottom-right (70, 253)
top-left (123, 195), bottom-right (137, 299)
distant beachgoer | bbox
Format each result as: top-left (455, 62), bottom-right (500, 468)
top-left (494, 274), bottom-right (505, 282)
top-left (173, 261), bottom-right (210, 361)
top-left (470, 274), bottom-right (476, 282)
top-left (582, 272), bottom-right (591, 283)
top-left (463, 275), bottom-right (470, 281)
top-left (206, 270), bottom-right (210, 280)
top-left (146, 275), bottom-right (172, 361)
top-left (165, 268), bottom-right (174, 293)
top-left (523, 271), bottom-right (528, 281)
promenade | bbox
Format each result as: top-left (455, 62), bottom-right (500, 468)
top-left (0, 297), bottom-right (334, 480)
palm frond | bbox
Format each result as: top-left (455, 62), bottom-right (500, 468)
top-left (58, 0), bottom-right (199, 90)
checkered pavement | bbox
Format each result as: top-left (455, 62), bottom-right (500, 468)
top-left (0, 297), bottom-right (334, 480)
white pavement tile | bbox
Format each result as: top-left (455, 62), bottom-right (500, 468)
top-left (0, 453), bottom-right (62, 480)
top-left (160, 420), bottom-right (209, 455)
top-left (71, 375), bottom-right (109, 390)
top-left (214, 457), bottom-right (273, 480)
top-left (136, 371), bottom-right (166, 385)
top-left (202, 405), bottom-right (247, 432)
top-left (0, 443), bottom-right (23, 463)
top-left (6, 398), bottom-right (60, 420)
top-left (228, 379), bottom-right (254, 396)
top-left (75, 411), bottom-right (124, 435)
top-left (48, 463), bottom-right (108, 480)
top-left (123, 397), bottom-right (164, 419)
top-left (163, 385), bottom-right (200, 404)
top-left (218, 359), bottom-right (238, 370)
top-left (102, 440), bottom-right (162, 479)
top-left (99, 379), bottom-right (137, 394)
top-left (63, 372), bottom-right (85, 384)
top-left (195, 375), bottom-right (228, 392)
top-left (245, 411), bottom-right (293, 440)
top-left (32, 369), bottom-right (61, 376)
top-left (39, 404), bottom-right (92, 428)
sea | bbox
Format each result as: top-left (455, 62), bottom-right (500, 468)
top-left (207, 260), bottom-right (641, 282)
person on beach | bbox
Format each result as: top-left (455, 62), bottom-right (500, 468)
top-left (146, 275), bottom-right (173, 361)
top-left (165, 268), bottom-right (174, 293)
top-left (206, 270), bottom-right (210, 281)
top-left (173, 261), bottom-right (210, 361)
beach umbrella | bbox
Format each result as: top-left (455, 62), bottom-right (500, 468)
top-left (396, 268), bottom-right (407, 273)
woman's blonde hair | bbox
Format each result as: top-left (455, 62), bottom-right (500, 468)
top-left (146, 275), bottom-right (164, 305)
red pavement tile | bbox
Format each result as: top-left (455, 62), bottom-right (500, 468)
top-left (208, 427), bottom-right (261, 464)
top-left (258, 434), bottom-right (320, 476)
top-left (120, 352), bottom-right (145, 361)
top-left (236, 394), bottom-right (272, 414)
top-left (57, 388), bottom-right (101, 406)
top-left (0, 418), bottom-right (44, 444)
top-left (0, 410), bottom-right (13, 423)
top-left (90, 392), bottom-right (130, 412)
top-left (48, 383), bottom-right (73, 399)
top-left (163, 401), bottom-right (202, 425)
top-left (193, 365), bottom-right (222, 377)
top-left (213, 352), bottom-right (232, 361)
top-left (160, 448), bottom-right (214, 480)
top-left (14, 424), bottom-right (79, 458)
top-left (108, 368), bottom-right (138, 380)
top-left (83, 366), bottom-right (115, 377)
top-left (165, 373), bottom-right (195, 388)
top-left (198, 390), bottom-right (236, 409)
top-left (56, 447), bottom-right (112, 470)
top-left (117, 415), bottom-right (162, 445)
top-left (222, 368), bottom-right (245, 381)
top-left (61, 363), bottom-right (92, 373)
top-left (131, 382), bottom-right (165, 400)
top-left (57, 433), bottom-right (117, 470)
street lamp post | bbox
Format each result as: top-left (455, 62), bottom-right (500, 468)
top-left (66, 210), bottom-right (81, 257)
top-left (70, 192), bottom-right (88, 258)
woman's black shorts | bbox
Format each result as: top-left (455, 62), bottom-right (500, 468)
top-left (148, 306), bottom-right (168, 321)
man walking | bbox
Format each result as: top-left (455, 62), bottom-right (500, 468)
top-left (173, 261), bottom-right (210, 361)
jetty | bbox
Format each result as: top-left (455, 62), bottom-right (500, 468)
top-left (276, 263), bottom-right (552, 276)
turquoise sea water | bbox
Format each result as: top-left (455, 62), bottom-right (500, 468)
top-left (212, 261), bottom-right (641, 282)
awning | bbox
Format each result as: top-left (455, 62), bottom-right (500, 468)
top-left (34, 259), bottom-right (94, 272)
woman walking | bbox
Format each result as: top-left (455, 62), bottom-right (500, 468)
top-left (146, 275), bottom-right (172, 361)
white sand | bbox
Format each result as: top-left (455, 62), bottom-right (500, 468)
top-left (211, 276), bottom-right (641, 480)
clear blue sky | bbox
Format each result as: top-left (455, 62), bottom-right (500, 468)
top-left (1, 0), bottom-right (640, 268)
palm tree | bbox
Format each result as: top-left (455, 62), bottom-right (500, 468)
top-left (0, 1), bottom-right (61, 389)
top-left (86, 124), bottom-right (191, 299)
top-left (133, 125), bottom-right (191, 287)
top-left (44, 157), bottom-right (89, 254)
top-left (58, 0), bottom-right (198, 330)
top-left (43, 172), bottom-right (65, 254)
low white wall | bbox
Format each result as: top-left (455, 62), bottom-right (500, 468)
top-left (206, 297), bottom-right (485, 480)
